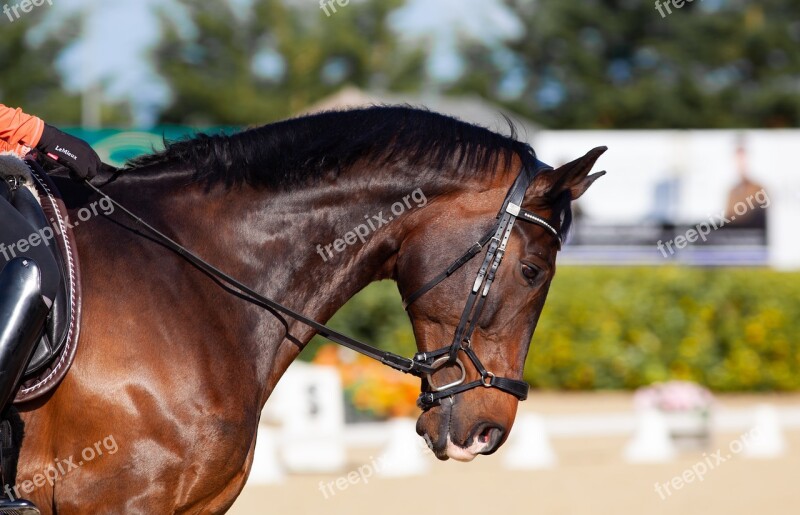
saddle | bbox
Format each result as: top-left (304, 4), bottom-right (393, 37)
top-left (0, 154), bottom-right (82, 404)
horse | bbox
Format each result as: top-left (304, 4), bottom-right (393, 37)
top-left (15, 106), bottom-right (605, 513)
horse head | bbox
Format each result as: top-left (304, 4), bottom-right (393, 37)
top-left (398, 147), bottom-right (606, 461)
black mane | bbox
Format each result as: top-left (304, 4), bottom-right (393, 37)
top-left (126, 105), bottom-right (536, 189)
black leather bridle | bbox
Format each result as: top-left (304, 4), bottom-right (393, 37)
top-left (401, 158), bottom-right (561, 409)
top-left (84, 157), bottom-right (562, 411)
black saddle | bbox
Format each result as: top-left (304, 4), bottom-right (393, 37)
top-left (5, 179), bottom-right (71, 377)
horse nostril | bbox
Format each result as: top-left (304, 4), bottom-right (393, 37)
top-left (475, 425), bottom-right (505, 454)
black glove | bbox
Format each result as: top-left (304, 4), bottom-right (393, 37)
top-left (36, 124), bottom-right (102, 180)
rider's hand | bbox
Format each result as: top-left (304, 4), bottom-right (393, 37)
top-left (36, 124), bottom-right (102, 180)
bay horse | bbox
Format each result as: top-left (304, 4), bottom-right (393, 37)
top-left (16, 106), bottom-right (605, 513)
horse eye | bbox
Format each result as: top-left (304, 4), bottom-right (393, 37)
top-left (521, 264), bottom-right (541, 283)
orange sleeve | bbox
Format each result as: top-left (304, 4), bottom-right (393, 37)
top-left (0, 103), bottom-right (45, 157)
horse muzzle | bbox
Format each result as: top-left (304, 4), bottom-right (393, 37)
top-left (417, 399), bottom-right (509, 461)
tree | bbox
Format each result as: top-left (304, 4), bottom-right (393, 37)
top-left (502, 0), bottom-right (800, 128)
top-left (156, 0), bottom-right (409, 125)
top-left (6, 0), bottom-right (798, 129)
top-left (0, 15), bottom-right (83, 123)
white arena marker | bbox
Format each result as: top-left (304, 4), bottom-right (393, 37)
top-left (376, 418), bottom-right (431, 477)
top-left (502, 413), bottom-right (557, 470)
top-left (743, 404), bottom-right (786, 459)
top-left (266, 362), bottom-right (347, 473)
top-left (624, 408), bottom-right (676, 463)
top-left (248, 426), bottom-right (284, 485)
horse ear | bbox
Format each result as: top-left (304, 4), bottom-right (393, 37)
top-left (532, 146), bottom-right (607, 201)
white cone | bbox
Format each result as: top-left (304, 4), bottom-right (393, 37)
top-left (376, 418), bottom-right (431, 477)
top-left (743, 405), bottom-right (786, 459)
top-left (624, 408), bottom-right (676, 463)
top-left (502, 413), bottom-right (557, 470)
top-left (248, 426), bottom-right (285, 484)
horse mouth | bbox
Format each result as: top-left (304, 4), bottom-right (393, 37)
top-left (423, 421), bottom-right (506, 462)
top-left (445, 423), bottom-right (506, 461)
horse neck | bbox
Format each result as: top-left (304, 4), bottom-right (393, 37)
top-left (109, 164), bottom-right (443, 399)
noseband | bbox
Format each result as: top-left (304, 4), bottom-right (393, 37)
top-left (401, 158), bottom-right (562, 409)
top-left (85, 158), bottom-right (562, 412)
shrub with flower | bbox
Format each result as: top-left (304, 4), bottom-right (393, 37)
top-left (634, 380), bottom-right (715, 448)
top-left (634, 380), bottom-right (715, 412)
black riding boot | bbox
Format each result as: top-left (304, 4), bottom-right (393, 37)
top-left (0, 258), bottom-right (48, 515)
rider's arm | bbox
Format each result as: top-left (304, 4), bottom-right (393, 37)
top-left (0, 103), bottom-right (45, 156)
top-left (0, 103), bottom-right (102, 179)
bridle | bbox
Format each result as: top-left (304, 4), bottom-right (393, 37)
top-left (401, 158), bottom-right (561, 409)
top-left (82, 157), bottom-right (562, 411)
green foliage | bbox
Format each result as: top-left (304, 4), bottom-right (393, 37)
top-left (529, 267), bottom-right (800, 391)
top-left (0, 15), bottom-right (84, 124)
top-left (156, 0), bottom-right (408, 125)
top-left (306, 268), bottom-right (800, 392)
top-left (6, 1), bottom-right (798, 129)
top-left (505, 0), bottom-right (800, 128)
top-left (303, 280), bottom-right (415, 361)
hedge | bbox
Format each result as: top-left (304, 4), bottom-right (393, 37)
top-left (304, 267), bottom-right (800, 391)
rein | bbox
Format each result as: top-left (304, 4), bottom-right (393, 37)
top-left (78, 158), bottom-right (561, 410)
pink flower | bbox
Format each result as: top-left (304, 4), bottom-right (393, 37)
top-left (634, 381), bottom-right (714, 412)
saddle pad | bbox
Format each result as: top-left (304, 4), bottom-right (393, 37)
top-left (0, 155), bottom-right (83, 404)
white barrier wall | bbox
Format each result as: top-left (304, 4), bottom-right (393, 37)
top-left (533, 129), bottom-right (800, 269)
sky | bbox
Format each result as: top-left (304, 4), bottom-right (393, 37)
top-left (28, 0), bottom-right (194, 126)
top-left (389, 0), bottom-right (525, 83)
top-left (24, 0), bottom-right (528, 127)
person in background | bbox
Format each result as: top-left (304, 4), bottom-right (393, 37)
top-left (724, 134), bottom-right (768, 233)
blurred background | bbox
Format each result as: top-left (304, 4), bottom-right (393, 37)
top-left (3, 0), bottom-right (799, 513)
